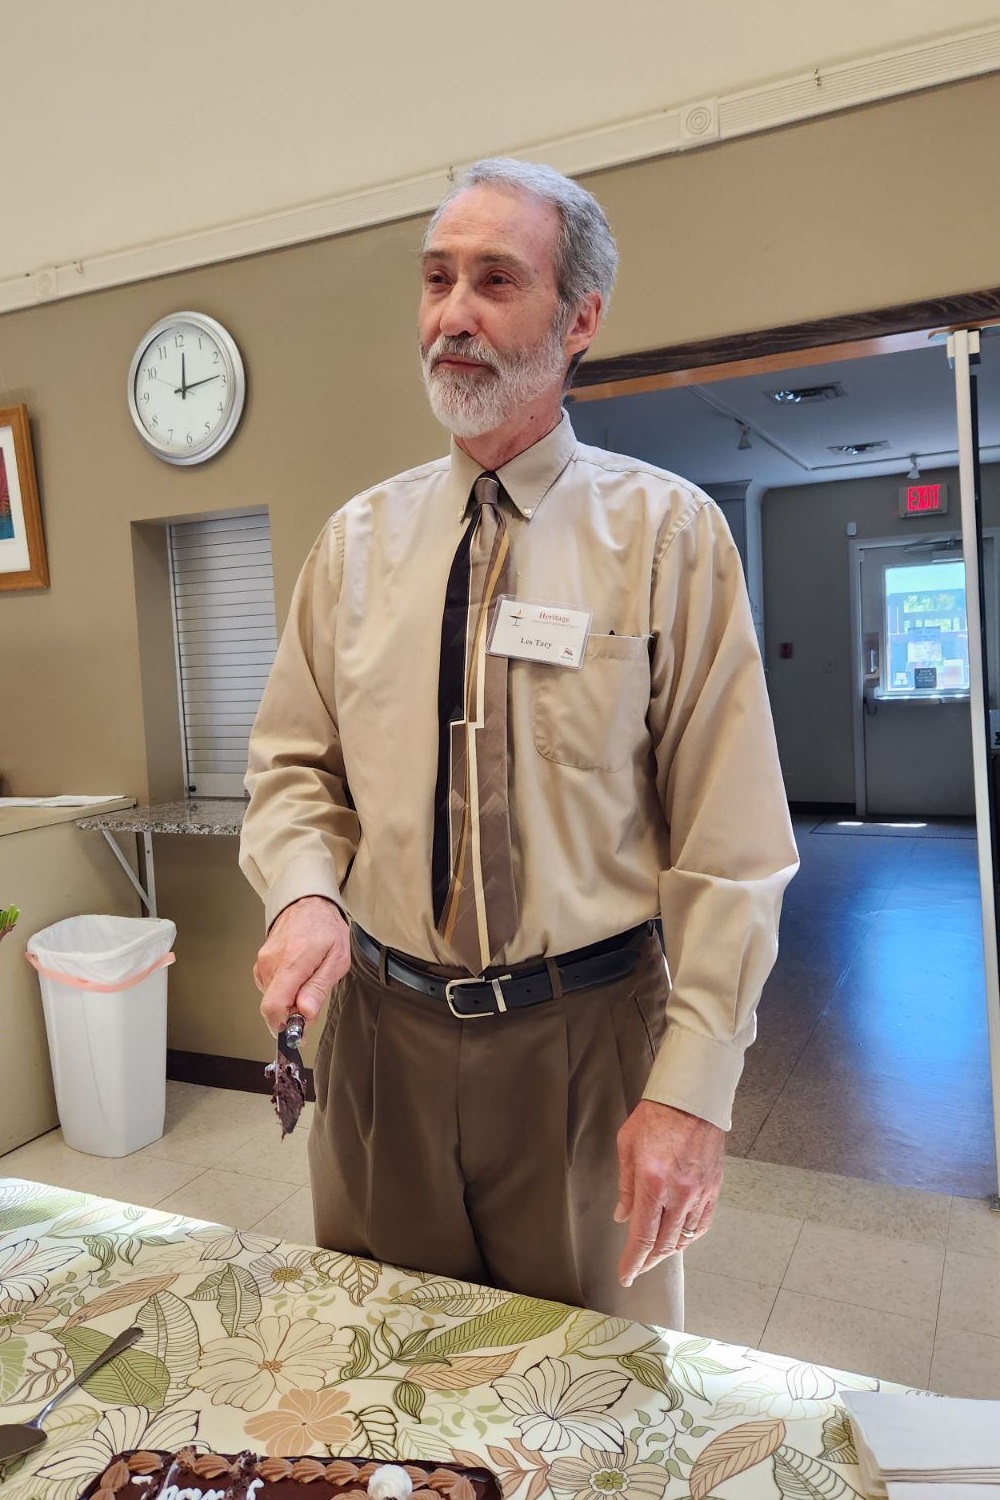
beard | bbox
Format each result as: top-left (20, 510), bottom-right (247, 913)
top-left (420, 321), bottom-right (569, 438)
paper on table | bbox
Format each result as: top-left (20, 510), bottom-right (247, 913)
top-left (841, 1391), bottom-right (1000, 1498)
top-left (0, 795), bottom-right (128, 807)
top-left (887, 1487), bottom-right (1000, 1500)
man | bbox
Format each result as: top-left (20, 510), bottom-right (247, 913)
top-left (240, 158), bottom-right (798, 1327)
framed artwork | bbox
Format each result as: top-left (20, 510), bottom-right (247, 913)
top-left (0, 405), bottom-right (48, 591)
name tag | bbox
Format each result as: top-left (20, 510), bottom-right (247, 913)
top-left (488, 597), bottom-right (592, 669)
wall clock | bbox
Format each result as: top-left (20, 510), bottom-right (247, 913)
top-left (127, 311), bottom-right (246, 465)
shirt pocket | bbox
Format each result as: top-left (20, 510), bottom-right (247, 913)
top-left (531, 632), bottom-right (651, 772)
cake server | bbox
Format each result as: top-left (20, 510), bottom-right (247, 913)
top-left (265, 1009), bottom-right (308, 1138)
top-left (0, 1324), bottom-right (143, 1463)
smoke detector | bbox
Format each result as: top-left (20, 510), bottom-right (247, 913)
top-left (828, 441), bottom-right (891, 456)
top-left (767, 383), bottom-right (847, 404)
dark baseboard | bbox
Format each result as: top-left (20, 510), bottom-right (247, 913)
top-left (167, 1049), bottom-right (314, 1096)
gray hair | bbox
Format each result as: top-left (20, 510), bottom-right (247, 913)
top-left (425, 158), bottom-right (618, 322)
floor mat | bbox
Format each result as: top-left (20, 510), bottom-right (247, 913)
top-left (813, 815), bottom-right (977, 838)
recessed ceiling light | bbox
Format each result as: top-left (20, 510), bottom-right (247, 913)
top-left (767, 383), bottom-right (847, 404)
top-left (828, 441), bottom-right (891, 456)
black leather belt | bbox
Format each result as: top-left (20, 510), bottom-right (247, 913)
top-left (352, 921), bottom-right (653, 1019)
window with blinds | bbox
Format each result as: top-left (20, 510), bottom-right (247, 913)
top-left (168, 510), bottom-right (278, 798)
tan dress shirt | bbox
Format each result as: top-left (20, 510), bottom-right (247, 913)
top-left (241, 412), bottom-right (799, 1130)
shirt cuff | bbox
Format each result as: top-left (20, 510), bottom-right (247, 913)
top-left (264, 855), bottom-right (348, 932)
top-left (641, 1017), bottom-right (756, 1133)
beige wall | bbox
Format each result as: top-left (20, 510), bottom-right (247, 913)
top-left (763, 464), bottom-right (1000, 805)
top-left (3, 78), bottom-right (1000, 1061)
top-left (8, 1), bottom-right (1000, 283)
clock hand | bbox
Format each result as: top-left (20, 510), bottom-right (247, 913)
top-left (180, 351), bottom-right (187, 399)
top-left (180, 374), bottom-right (222, 393)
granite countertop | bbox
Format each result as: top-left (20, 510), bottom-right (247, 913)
top-left (76, 798), bottom-right (245, 835)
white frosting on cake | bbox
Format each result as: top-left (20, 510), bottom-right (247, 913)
top-left (367, 1466), bottom-right (414, 1500)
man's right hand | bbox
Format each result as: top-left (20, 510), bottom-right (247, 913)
top-left (254, 896), bottom-right (352, 1036)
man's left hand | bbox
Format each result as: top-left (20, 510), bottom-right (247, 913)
top-left (615, 1099), bottom-right (725, 1286)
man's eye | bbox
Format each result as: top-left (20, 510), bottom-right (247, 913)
top-left (487, 273), bottom-right (512, 286)
top-left (425, 272), bottom-right (449, 287)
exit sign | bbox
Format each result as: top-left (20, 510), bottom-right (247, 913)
top-left (899, 482), bottom-right (949, 518)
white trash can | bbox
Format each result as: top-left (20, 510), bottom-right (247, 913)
top-left (26, 915), bottom-right (176, 1157)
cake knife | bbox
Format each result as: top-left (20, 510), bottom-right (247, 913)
top-left (265, 1010), bottom-right (308, 1138)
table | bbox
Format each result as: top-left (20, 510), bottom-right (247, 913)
top-left (0, 1178), bottom-right (893, 1499)
top-left (76, 799), bottom-right (245, 918)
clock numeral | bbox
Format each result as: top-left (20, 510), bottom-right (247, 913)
top-left (174, 332), bottom-right (185, 348)
top-left (186, 433), bottom-right (194, 446)
top-left (204, 421), bottom-right (212, 434)
top-left (157, 344), bottom-right (168, 360)
top-left (146, 366), bottom-right (157, 380)
top-left (151, 415), bottom-right (159, 427)
top-left (220, 374), bottom-right (227, 386)
top-left (197, 336), bottom-right (204, 350)
top-left (212, 350), bottom-right (220, 364)
top-left (141, 391), bottom-right (150, 403)
top-left (167, 429), bottom-right (174, 441)
top-left (217, 403), bottom-right (224, 415)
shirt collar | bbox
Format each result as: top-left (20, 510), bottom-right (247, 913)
top-left (448, 410), bottom-right (577, 521)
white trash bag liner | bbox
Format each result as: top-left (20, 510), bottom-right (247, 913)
top-left (26, 915), bottom-right (176, 1157)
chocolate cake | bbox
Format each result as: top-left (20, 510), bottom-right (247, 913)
top-left (80, 1451), bottom-right (500, 1500)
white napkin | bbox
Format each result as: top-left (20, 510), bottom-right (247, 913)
top-left (841, 1391), bottom-right (1000, 1498)
top-left (887, 1488), bottom-right (1000, 1500)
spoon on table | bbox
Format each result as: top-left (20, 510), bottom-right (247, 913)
top-left (0, 1324), bottom-right (143, 1463)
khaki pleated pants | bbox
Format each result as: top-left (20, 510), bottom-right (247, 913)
top-left (308, 927), bottom-right (684, 1329)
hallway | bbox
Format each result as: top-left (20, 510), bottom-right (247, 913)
top-left (732, 813), bottom-right (997, 1198)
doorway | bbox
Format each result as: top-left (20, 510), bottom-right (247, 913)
top-left (569, 316), bottom-right (1000, 1198)
top-left (850, 532), bottom-right (999, 816)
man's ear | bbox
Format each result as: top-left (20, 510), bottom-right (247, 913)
top-left (565, 292), bottom-right (603, 357)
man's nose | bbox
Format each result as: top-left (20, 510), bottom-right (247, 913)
top-left (437, 281), bottom-right (479, 338)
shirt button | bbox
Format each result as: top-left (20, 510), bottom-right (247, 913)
top-left (524, 508), bottom-right (534, 518)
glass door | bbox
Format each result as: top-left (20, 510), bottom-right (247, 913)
top-left (950, 327), bottom-right (1000, 1205)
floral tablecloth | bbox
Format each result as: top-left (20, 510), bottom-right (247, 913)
top-left (0, 1177), bottom-right (902, 1499)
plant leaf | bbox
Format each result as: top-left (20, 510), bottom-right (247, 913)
top-left (136, 1290), bottom-right (202, 1401)
top-left (54, 1326), bottom-right (170, 1411)
top-left (562, 1310), bottom-right (632, 1354)
top-left (820, 1411), bottom-right (859, 1465)
top-left (61, 1273), bottom-right (177, 1329)
top-left (617, 1351), bottom-right (683, 1408)
top-left (216, 1263), bottom-right (262, 1338)
top-left (772, 1445), bottom-right (860, 1500)
top-left (0, 1188), bottom-right (82, 1234)
top-left (418, 1297), bottom-right (569, 1360)
top-left (350, 1404), bottom-right (399, 1460)
top-left (394, 1379), bottom-right (426, 1420)
top-left (396, 1281), bottom-right (516, 1318)
top-left (0, 1338), bottom-right (26, 1402)
top-left (689, 1419), bottom-right (787, 1500)
top-left (409, 1351), bottom-right (519, 1391)
top-left (336, 1256), bottom-right (385, 1307)
top-left (341, 1326), bottom-right (376, 1381)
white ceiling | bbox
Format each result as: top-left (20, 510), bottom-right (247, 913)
top-left (569, 337), bottom-right (1000, 489)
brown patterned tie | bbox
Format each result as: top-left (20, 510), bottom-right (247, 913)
top-left (432, 473), bottom-right (519, 974)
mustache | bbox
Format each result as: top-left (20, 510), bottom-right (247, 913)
top-left (423, 334), bottom-right (498, 373)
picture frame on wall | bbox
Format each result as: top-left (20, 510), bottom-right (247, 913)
top-left (0, 404), bottom-right (48, 591)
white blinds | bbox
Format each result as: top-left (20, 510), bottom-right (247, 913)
top-left (168, 510), bottom-right (277, 799)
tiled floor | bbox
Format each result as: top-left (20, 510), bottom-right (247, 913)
top-left (2, 1081), bottom-right (999, 1398)
top-left (733, 813), bottom-right (998, 1197)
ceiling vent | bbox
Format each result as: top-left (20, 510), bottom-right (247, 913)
top-left (767, 383), bottom-right (847, 404)
top-left (828, 440), bottom-right (891, 456)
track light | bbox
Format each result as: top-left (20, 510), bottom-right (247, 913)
top-left (737, 424), bottom-right (752, 451)
top-left (907, 455), bottom-right (921, 481)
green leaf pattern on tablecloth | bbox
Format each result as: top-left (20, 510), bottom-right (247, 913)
top-left (0, 1180), bottom-right (890, 1499)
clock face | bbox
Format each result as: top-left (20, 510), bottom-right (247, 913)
top-left (128, 311), bottom-right (246, 464)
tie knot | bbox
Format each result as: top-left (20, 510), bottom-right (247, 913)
top-left (473, 473), bottom-right (501, 510)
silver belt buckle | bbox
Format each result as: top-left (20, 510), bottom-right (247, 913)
top-left (445, 975), bottom-right (511, 1018)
